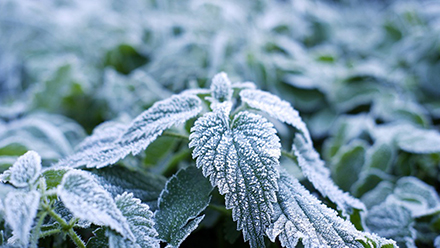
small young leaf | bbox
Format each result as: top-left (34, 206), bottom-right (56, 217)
top-left (58, 94), bottom-right (202, 169)
top-left (42, 167), bottom-right (70, 190)
top-left (0, 151), bottom-right (41, 187)
top-left (189, 104), bottom-right (280, 248)
top-left (210, 72), bottom-right (233, 103)
top-left (154, 166), bottom-right (212, 248)
top-left (107, 192), bottom-right (159, 248)
top-left (58, 170), bottom-right (135, 241)
top-left (267, 170), bottom-right (369, 248)
top-left (4, 190), bottom-right (40, 246)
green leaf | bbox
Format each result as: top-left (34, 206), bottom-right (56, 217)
top-left (4, 190), bottom-right (40, 246)
top-left (107, 192), bottom-right (159, 248)
top-left (93, 166), bottom-right (166, 211)
top-left (58, 94), bottom-right (202, 169)
top-left (189, 103), bottom-right (280, 248)
top-left (154, 166), bottom-right (212, 247)
top-left (396, 126), bottom-right (440, 154)
top-left (266, 170), bottom-right (395, 248)
top-left (42, 167), bottom-right (70, 190)
top-left (57, 169), bottom-right (134, 241)
top-left (0, 151), bottom-right (42, 187)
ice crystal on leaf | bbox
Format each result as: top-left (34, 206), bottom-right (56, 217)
top-left (267, 170), bottom-right (396, 248)
top-left (0, 150), bottom-right (41, 188)
top-left (189, 102), bottom-right (281, 248)
top-left (240, 88), bottom-right (364, 216)
top-left (57, 94), bottom-right (202, 168)
top-left (107, 192), bottom-right (160, 248)
top-left (58, 170), bottom-right (135, 241)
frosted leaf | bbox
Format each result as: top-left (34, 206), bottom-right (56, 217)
top-left (361, 181), bottom-right (394, 209)
top-left (0, 151), bottom-right (41, 187)
top-left (435, 236), bottom-right (440, 248)
top-left (93, 166), bottom-right (166, 211)
top-left (58, 170), bottom-right (135, 241)
top-left (154, 166), bottom-right (212, 248)
top-left (364, 200), bottom-right (416, 248)
top-left (293, 135), bottom-right (365, 216)
top-left (267, 170), bottom-right (363, 248)
top-left (189, 106), bottom-right (281, 248)
top-left (58, 94), bottom-right (202, 169)
top-left (4, 190), bottom-right (40, 246)
top-left (240, 89), bottom-right (311, 143)
top-left (395, 125), bottom-right (440, 154)
top-left (107, 193), bottom-right (159, 248)
top-left (209, 72), bottom-right (233, 103)
top-left (118, 93), bottom-right (202, 155)
top-left (55, 121), bottom-right (127, 168)
top-left (240, 89), bottom-right (363, 215)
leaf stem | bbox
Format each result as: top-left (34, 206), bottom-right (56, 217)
top-left (162, 131), bottom-right (190, 140)
top-left (44, 206), bottom-right (85, 248)
top-left (281, 149), bottom-right (297, 162)
top-left (30, 211), bottom-right (48, 248)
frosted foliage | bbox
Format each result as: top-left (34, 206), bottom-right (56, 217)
top-left (189, 107), bottom-right (281, 248)
top-left (210, 72), bottom-right (233, 103)
top-left (365, 201), bottom-right (416, 248)
top-left (293, 135), bottom-right (365, 216)
top-left (58, 94), bottom-right (202, 168)
top-left (4, 190), bottom-right (40, 245)
top-left (240, 89), bottom-right (364, 215)
top-left (267, 171), bottom-right (365, 248)
top-left (58, 170), bottom-right (135, 241)
top-left (107, 193), bottom-right (159, 248)
top-left (435, 236), bottom-right (440, 248)
top-left (154, 166), bottom-right (212, 248)
top-left (396, 125), bottom-right (440, 154)
top-left (0, 151), bottom-right (41, 187)
top-left (239, 89), bottom-right (311, 142)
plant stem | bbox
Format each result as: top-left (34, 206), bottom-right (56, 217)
top-left (281, 149), bottom-right (297, 162)
top-left (40, 228), bottom-right (62, 238)
top-left (30, 211), bottom-right (48, 248)
top-left (45, 207), bottom-right (85, 248)
top-left (163, 131), bottom-right (189, 140)
top-left (208, 204), bottom-right (231, 215)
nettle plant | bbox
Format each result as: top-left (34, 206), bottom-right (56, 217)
top-left (0, 73), bottom-right (397, 248)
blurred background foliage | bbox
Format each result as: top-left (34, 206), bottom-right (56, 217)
top-left (1, 0), bottom-right (440, 247)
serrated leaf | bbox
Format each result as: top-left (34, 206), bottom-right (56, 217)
top-left (293, 135), bottom-right (365, 216)
top-left (154, 166), bottom-right (212, 248)
top-left (58, 94), bottom-right (202, 169)
top-left (93, 166), bottom-right (166, 211)
top-left (239, 88), bottom-right (364, 215)
top-left (0, 151), bottom-right (41, 187)
top-left (210, 72), bottom-right (233, 103)
top-left (107, 192), bottom-right (159, 248)
top-left (266, 170), bottom-right (393, 248)
top-left (4, 190), bottom-right (40, 246)
top-left (58, 169), bottom-right (134, 241)
top-left (189, 105), bottom-right (280, 248)
top-left (240, 89), bottom-right (310, 142)
top-left (365, 200), bottom-right (416, 248)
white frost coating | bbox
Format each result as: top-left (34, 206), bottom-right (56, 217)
top-left (57, 94), bottom-right (202, 169)
top-left (293, 135), bottom-right (365, 216)
top-left (0, 151), bottom-right (42, 187)
top-left (232, 82), bottom-right (257, 90)
top-left (58, 170), bottom-right (135, 241)
top-left (240, 88), bottom-right (364, 215)
top-left (209, 72), bottom-right (233, 103)
top-left (240, 89), bottom-right (311, 143)
top-left (4, 190), bottom-right (40, 246)
top-left (267, 171), bottom-right (395, 248)
top-left (189, 105), bottom-right (281, 248)
top-left (107, 193), bottom-right (159, 248)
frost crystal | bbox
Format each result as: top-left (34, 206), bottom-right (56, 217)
top-left (267, 170), bottom-right (394, 248)
top-left (58, 170), bottom-right (135, 241)
top-left (58, 94), bottom-right (202, 168)
top-left (0, 151), bottom-right (42, 187)
top-left (189, 104), bottom-right (281, 248)
top-left (4, 190), bottom-right (40, 246)
top-left (107, 193), bottom-right (160, 248)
